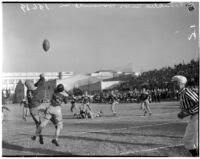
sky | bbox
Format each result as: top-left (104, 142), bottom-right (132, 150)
top-left (2, 2), bottom-right (199, 74)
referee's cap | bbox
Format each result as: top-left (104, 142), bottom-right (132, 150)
top-left (171, 75), bottom-right (187, 84)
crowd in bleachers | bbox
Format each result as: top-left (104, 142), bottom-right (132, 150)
top-left (91, 88), bottom-right (176, 104)
top-left (91, 59), bottom-right (199, 104)
top-left (128, 59), bottom-right (198, 89)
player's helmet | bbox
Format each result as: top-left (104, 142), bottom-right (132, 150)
top-left (57, 84), bottom-right (64, 92)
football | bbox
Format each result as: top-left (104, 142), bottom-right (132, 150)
top-left (43, 39), bottom-right (50, 52)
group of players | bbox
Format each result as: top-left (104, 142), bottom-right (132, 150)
top-left (19, 74), bottom-right (128, 146)
top-left (18, 74), bottom-right (198, 157)
top-left (19, 73), bottom-right (152, 147)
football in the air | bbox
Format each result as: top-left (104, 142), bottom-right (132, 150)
top-left (43, 39), bottom-right (50, 52)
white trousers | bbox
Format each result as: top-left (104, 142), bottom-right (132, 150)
top-left (183, 113), bottom-right (199, 150)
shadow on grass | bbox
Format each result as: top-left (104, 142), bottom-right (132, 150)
top-left (59, 135), bottom-right (165, 147)
top-left (88, 131), bottom-right (182, 139)
top-left (2, 141), bottom-right (76, 157)
top-left (18, 133), bottom-right (166, 148)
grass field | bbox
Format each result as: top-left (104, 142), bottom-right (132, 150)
top-left (2, 101), bottom-right (192, 157)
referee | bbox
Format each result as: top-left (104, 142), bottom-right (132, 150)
top-left (172, 75), bottom-right (199, 157)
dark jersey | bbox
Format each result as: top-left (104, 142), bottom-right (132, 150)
top-left (109, 94), bottom-right (118, 104)
top-left (51, 91), bottom-right (68, 107)
top-left (34, 76), bottom-right (45, 87)
top-left (71, 96), bottom-right (76, 104)
top-left (82, 96), bottom-right (90, 104)
top-left (27, 90), bottom-right (42, 108)
top-left (26, 77), bottom-right (45, 109)
top-left (140, 92), bottom-right (149, 101)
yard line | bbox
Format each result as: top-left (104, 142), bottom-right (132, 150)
top-left (3, 127), bottom-right (34, 132)
top-left (3, 121), bottom-right (186, 148)
top-left (94, 112), bottom-right (178, 122)
top-left (3, 120), bottom-right (187, 136)
top-left (73, 121), bottom-right (186, 134)
top-left (119, 143), bottom-right (184, 155)
top-left (3, 122), bottom-right (176, 138)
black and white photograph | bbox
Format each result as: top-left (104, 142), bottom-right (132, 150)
top-left (2, 1), bottom-right (199, 157)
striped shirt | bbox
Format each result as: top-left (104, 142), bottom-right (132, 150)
top-left (179, 87), bottom-right (199, 115)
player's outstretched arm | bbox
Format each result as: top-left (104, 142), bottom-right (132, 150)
top-left (35, 74), bottom-right (45, 87)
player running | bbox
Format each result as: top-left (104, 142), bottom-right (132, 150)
top-left (172, 75), bottom-right (199, 157)
top-left (20, 98), bottom-right (29, 121)
top-left (140, 88), bottom-right (152, 116)
top-left (70, 94), bottom-right (77, 114)
top-left (109, 90), bottom-right (119, 116)
top-left (35, 84), bottom-right (68, 146)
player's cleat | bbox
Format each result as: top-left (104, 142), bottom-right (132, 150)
top-left (149, 112), bottom-right (152, 116)
top-left (31, 136), bottom-right (36, 140)
top-left (144, 111), bottom-right (147, 116)
top-left (39, 135), bottom-right (44, 144)
top-left (113, 113), bottom-right (117, 116)
top-left (52, 139), bottom-right (59, 146)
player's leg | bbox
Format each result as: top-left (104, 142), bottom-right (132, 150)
top-left (30, 107), bottom-right (42, 126)
top-left (70, 103), bottom-right (74, 112)
top-left (140, 102), bottom-right (145, 110)
top-left (35, 106), bottom-right (53, 144)
top-left (35, 118), bottom-right (50, 144)
top-left (52, 107), bottom-right (63, 146)
top-left (29, 108), bottom-right (42, 140)
top-left (32, 106), bottom-right (51, 143)
top-left (22, 107), bottom-right (26, 121)
top-left (145, 100), bottom-right (152, 116)
top-left (52, 121), bottom-right (63, 146)
top-left (140, 102), bottom-right (147, 116)
top-left (25, 107), bottom-right (29, 117)
top-left (111, 102), bottom-right (116, 116)
top-left (183, 114), bottom-right (199, 156)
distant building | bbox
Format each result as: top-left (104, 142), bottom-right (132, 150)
top-left (14, 74), bottom-right (101, 102)
top-left (56, 74), bottom-right (100, 91)
top-left (11, 70), bottom-right (137, 102)
top-left (2, 71), bottom-right (74, 91)
top-left (79, 81), bottom-right (122, 95)
top-left (2, 71), bottom-right (73, 103)
top-left (90, 70), bottom-right (121, 80)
